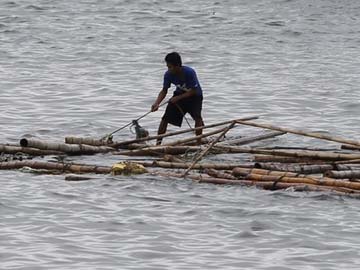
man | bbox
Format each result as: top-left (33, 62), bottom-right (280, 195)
top-left (151, 52), bottom-right (204, 145)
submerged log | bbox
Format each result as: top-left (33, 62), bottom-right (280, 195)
top-left (0, 144), bottom-right (62, 156)
top-left (219, 131), bottom-right (286, 146)
top-left (254, 163), bottom-right (335, 174)
top-left (111, 116), bottom-right (259, 148)
top-left (324, 170), bottom-right (360, 179)
top-left (236, 120), bottom-right (360, 147)
top-left (20, 138), bottom-right (113, 155)
top-left (0, 160), bottom-right (111, 174)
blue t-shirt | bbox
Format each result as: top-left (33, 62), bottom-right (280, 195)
top-left (163, 66), bottom-right (202, 96)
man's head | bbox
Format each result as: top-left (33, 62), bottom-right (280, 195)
top-left (165, 52), bottom-right (182, 74)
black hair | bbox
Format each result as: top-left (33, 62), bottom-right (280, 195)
top-left (165, 52), bottom-right (182, 66)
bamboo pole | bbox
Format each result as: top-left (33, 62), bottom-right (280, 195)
top-left (162, 126), bottom-right (228, 146)
top-left (0, 144), bottom-right (63, 156)
top-left (0, 160), bottom-right (112, 174)
top-left (232, 167), bottom-right (306, 178)
top-left (136, 160), bottom-right (253, 170)
top-left (341, 144), bottom-right (360, 151)
top-left (236, 120), bottom-right (360, 147)
top-left (254, 163), bottom-right (335, 174)
top-left (242, 173), bottom-right (360, 191)
top-left (182, 122), bottom-right (236, 176)
top-left (111, 116), bottom-right (259, 148)
top-left (253, 154), bottom-right (324, 164)
top-left (204, 168), bottom-right (237, 180)
top-left (324, 170), bottom-right (360, 179)
top-left (117, 145), bottom-right (204, 156)
top-left (20, 139), bottom-right (113, 155)
top-left (216, 146), bottom-right (360, 161)
top-left (65, 137), bottom-right (112, 146)
top-left (219, 131), bottom-right (286, 146)
top-left (157, 172), bottom-right (357, 194)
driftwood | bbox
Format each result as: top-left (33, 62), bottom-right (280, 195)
top-left (219, 131), bottom-right (286, 146)
top-left (0, 160), bottom-right (111, 174)
top-left (20, 138), bottom-right (113, 155)
top-left (236, 120), bottom-right (360, 147)
top-left (111, 116), bottom-right (259, 148)
top-left (254, 163), bottom-right (335, 174)
top-left (324, 170), bottom-right (360, 179)
top-left (0, 144), bottom-right (63, 156)
top-left (182, 122), bottom-right (236, 176)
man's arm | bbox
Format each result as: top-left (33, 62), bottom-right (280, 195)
top-left (170, 88), bottom-right (196, 104)
top-left (151, 88), bottom-right (168, 112)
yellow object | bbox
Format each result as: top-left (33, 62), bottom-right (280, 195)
top-left (111, 162), bottom-right (147, 175)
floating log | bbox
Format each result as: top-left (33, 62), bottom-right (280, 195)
top-left (182, 122), bottom-right (236, 176)
top-left (219, 131), bottom-right (286, 146)
top-left (0, 144), bottom-right (62, 156)
top-left (236, 120), bottom-right (360, 147)
top-left (324, 170), bottom-right (360, 179)
top-left (254, 163), bottom-right (335, 174)
top-left (0, 160), bottom-right (111, 174)
top-left (111, 116), bottom-right (259, 148)
top-left (20, 138), bottom-right (113, 155)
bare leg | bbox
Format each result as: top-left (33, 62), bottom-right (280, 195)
top-left (194, 117), bottom-right (204, 144)
top-left (156, 119), bottom-right (168, 145)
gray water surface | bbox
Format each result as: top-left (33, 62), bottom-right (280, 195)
top-left (1, 0), bottom-right (360, 269)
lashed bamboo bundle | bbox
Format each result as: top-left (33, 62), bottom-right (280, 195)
top-left (0, 144), bottom-right (62, 156)
top-left (234, 171), bottom-right (360, 191)
top-left (236, 120), bottom-right (360, 147)
top-left (324, 170), bottom-right (360, 179)
top-left (20, 138), bottom-right (114, 155)
top-left (254, 163), bottom-right (335, 174)
top-left (0, 160), bottom-right (111, 174)
top-left (157, 172), bottom-right (357, 194)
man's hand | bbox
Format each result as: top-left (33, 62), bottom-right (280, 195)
top-left (169, 95), bottom-right (181, 104)
top-left (151, 103), bottom-right (159, 112)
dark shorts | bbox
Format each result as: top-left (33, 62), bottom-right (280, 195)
top-left (162, 94), bottom-right (203, 127)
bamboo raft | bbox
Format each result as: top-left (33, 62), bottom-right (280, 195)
top-left (2, 116), bottom-right (360, 197)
